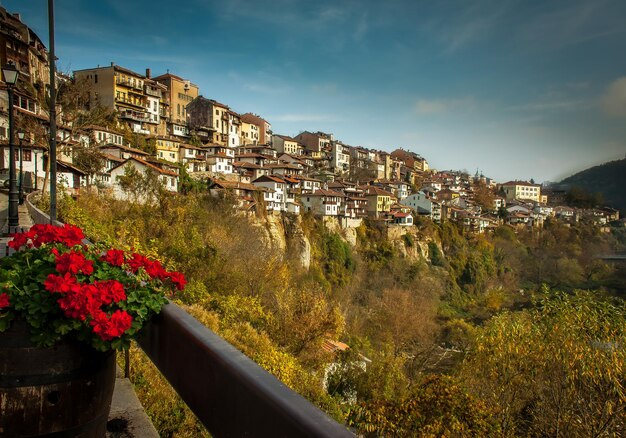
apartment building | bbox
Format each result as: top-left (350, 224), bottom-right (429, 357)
top-left (153, 72), bottom-right (199, 139)
top-left (241, 113), bottom-right (272, 145)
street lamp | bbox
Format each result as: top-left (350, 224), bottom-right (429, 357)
top-left (17, 131), bottom-right (24, 204)
top-left (2, 62), bottom-right (19, 229)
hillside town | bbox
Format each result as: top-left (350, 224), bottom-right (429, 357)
top-left (0, 8), bottom-right (620, 234)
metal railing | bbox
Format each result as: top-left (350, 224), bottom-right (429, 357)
top-left (23, 193), bottom-right (355, 438)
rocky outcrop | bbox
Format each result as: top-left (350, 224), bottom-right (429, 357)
top-left (252, 212), bottom-right (438, 269)
top-left (254, 213), bottom-right (311, 270)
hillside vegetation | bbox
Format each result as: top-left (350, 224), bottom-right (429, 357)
top-left (52, 189), bottom-right (626, 437)
top-left (561, 157), bottom-right (626, 213)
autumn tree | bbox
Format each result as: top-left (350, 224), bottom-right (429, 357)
top-left (472, 180), bottom-right (496, 212)
top-left (461, 290), bottom-right (626, 436)
top-left (346, 375), bottom-right (498, 436)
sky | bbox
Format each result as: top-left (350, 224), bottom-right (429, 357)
top-left (3, 0), bottom-right (626, 183)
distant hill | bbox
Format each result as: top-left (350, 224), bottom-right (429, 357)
top-left (560, 157), bottom-right (626, 214)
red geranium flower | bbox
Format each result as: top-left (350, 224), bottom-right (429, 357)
top-left (101, 249), bottom-right (125, 267)
top-left (44, 273), bottom-right (78, 294)
top-left (144, 259), bottom-right (167, 279)
top-left (58, 224), bottom-right (85, 247)
top-left (0, 293), bottom-right (10, 309)
top-left (8, 232), bottom-right (30, 250)
top-left (165, 271), bottom-right (187, 291)
top-left (94, 280), bottom-right (126, 305)
top-left (57, 283), bottom-right (102, 320)
top-left (55, 250), bottom-right (94, 276)
top-left (90, 309), bottom-right (132, 340)
top-left (127, 253), bottom-right (148, 273)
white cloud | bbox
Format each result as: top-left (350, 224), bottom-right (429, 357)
top-left (414, 97), bottom-right (475, 114)
top-left (508, 99), bottom-right (590, 112)
top-left (601, 77), bottom-right (626, 118)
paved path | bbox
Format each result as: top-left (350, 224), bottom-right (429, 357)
top-left (0, 191), bottom-right (7, 231)
top-left (0, 190), bottom-right (34, 236)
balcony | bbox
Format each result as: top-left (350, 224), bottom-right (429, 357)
top-left (116, 96), bottom-right (145, 109)
top-left (144, 86), bottom-right (162, 98)
top-left (21, 198), bottom-right (355, 438)
top-left (120, 110), bottom-right (148, 122)
top-left (116, 78), bottom-right (143, 90)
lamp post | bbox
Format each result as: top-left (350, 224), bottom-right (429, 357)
top-left (2, 62), bottom-right (19, 229)
top-left (33, 149), bottom-right (38, 190)
top-left (17, 131), bottom-right (24, 204)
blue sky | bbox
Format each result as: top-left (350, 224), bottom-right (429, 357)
top-left (4, 0), bottom-right (626, 182)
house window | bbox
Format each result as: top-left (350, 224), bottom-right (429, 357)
top-left (22, 149), bottom-right (32, 161)
top-left (94, 74), bottom-right (98, 84)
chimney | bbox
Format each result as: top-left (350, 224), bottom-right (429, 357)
top-left (13, 13), bottom-right (21, 21)
top-left (145, 68), bottom-right (151, 79)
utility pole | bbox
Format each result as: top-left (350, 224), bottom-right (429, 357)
top-left (48, 0), bottom-right (57, 223)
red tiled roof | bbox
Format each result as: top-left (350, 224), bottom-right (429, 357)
top-left (236, 153), bottom-right (266, 159)
top-left (99, 143), bottom-right (149, 156)
top-left (233, 161), bottom-right (262, 169)
top-left (321, 339), bottom-right (350, 354)
top-left (253, 175), bottom-right (285, 184)
top-left (133, 157), bottom-right (179, 177)
top-left (310, 188), bottom-right (344, 197)
top-left (209, 179), bottom-right (263, 191)
top-left (500, 180), bottom-right (540, 187)
top-left (102, 153), bottom-right (124, 163)
top-left (365, 186), bottom-right (395, 197)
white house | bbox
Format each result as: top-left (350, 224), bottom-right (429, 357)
top-left (108, 157), bottom-right (178, 199)
top-left (330, 142), bottom-right (350, 174)
top-left (301, 188), bottom-right (344, 216)
top-left (1, 143), bottom-right (47, 191)
top-left (56, 160), bottom-right (87, 195)
top-left (390, 211), bottom-right (414, 226)
top-left (252, 174), bottom-right (286, 212)
top-left (402, 191), bottom-right (433, 216)
top-left (100, 144), bottom-right (150, 161)
top-left (180, 144), bottom-right (207, 173)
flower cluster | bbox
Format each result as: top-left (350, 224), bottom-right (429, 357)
top-left (0, 224), bottom-right (186, 351)
top-left (8, 223), bottom-right (85, 250)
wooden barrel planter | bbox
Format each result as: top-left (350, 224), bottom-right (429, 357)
top-left (0, 319), bottom-right (116, 437)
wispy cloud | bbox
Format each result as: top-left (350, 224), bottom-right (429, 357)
top-left (271, 113), bottom-right (339, 123)
top-left (517, 0), bottom-right (626, 51)
top-left (601, 77), bottom-right (626, 118)
top-left (424, 0), bottom-right (515, 53)
top-left (508, 99), bottom-right (591, 112)
top-left (353, 12), bottom-right (369, 42)
top-left (311, 83), bottom-right (338, 94)
top-left (414, 97), bottom-right (475, 114)
top-left (227, 72), bottom-right (292, 95)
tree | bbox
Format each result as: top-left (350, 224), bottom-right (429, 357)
top-left (461, 290), bottom-right (626, 436)
top-left (346, 375), bottom-right (498, 436)
top-left (472, 180), bottom-right (496, 212)
top-left (73, 146), bottom-right (105, 185)
top-left (33, 76), bottom-right (118, 194)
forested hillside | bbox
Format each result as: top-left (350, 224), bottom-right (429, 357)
top-left (561, 157), bottom-right (626, 213)
top-left (51, 190), bottom-right (626, 437)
